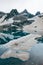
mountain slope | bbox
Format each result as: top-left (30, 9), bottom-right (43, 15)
top-left (23, 14), bottom-right (43, 35)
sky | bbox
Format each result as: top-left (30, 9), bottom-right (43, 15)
top-left (0, 0), bottom-right (43, 14)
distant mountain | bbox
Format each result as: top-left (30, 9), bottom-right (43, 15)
top-left (10, 9), bottom-right (19, 15)
top-left (0, 9), bottom-right (35, 21)
top-left (20, 9), bottom-right (34, 18)
top-left (4, 9), bottom-right (19, 20)
top-left (35, 11), bottom-right (41, 15)
top-left (0, 12), bottom-right (5, 18)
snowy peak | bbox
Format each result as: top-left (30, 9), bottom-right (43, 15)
top-left (21, 9), bottom-right (29, 14)
top-left (20, 9), bottom-right (34, 18)
top-left (4, 9), bottom-right (19, 20)
top-left (10, 9), bottom-right (19, 15)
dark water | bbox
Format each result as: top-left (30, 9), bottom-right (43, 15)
top-left (0, 57), bottom-right (34, 65)
top-left (0, 58), bottom-right (26, 65)
top-left (0, 57), bottom-right (42, 65)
